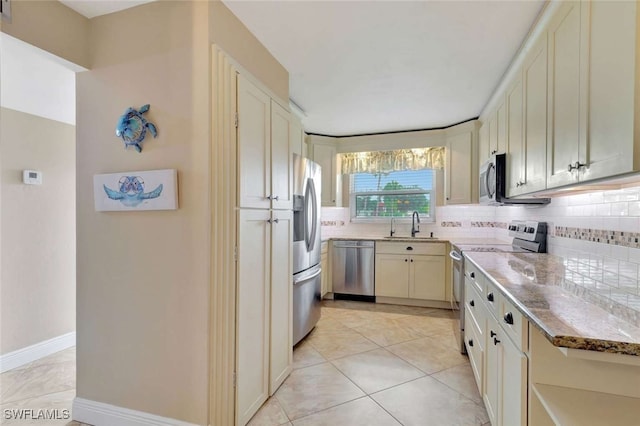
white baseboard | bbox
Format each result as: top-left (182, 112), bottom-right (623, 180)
top-left (72, 398), bottom-right (200, 426)
top-left (0, 331), bottom-right (76, 373)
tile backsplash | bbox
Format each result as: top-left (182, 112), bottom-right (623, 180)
top-left (322, 184), bottom-right (640, 321)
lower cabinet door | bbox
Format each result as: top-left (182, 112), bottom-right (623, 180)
top-left (375, 254), bottom-right (409, 298)
top-left (269, 210), bottom-right (293, 395)
top-left (501, 331), bottom-right (527, 426)
top-left (484, 315), bottom-right (501, 426)
top-left (236, 209), bottom-right (271, 425)
top-left (409, 255), bottom-right (446, 300)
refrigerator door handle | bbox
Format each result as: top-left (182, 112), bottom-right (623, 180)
top-left (305, 177), bottom-right (318, 252)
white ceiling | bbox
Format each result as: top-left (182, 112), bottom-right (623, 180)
top-left (223, 0), bottom-right (545, 136)
top-left (57, 0), bottom-right (545, 136)
top-left (59, 0), bottom-right (155, 19)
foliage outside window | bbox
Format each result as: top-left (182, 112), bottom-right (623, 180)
top-left (350, 169), bottom-right (435, 221)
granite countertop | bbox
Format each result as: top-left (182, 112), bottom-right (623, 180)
top-left (465, 252), bottom-right (640, 356)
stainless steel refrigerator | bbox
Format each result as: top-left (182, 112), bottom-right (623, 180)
top-left (292, 154), bottom-right (322, 345)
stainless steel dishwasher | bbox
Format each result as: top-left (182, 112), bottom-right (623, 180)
top-left (331, 240), bottom-right (375, 302)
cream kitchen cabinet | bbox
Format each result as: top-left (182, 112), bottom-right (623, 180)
top-left (546, 1), bottom-right (585, 189)
top-left (237, 75), bottom-right (292, 210)
top-left (445, 131), bottom-right (473, 204)
top-left (375, 242), bottom-right (446, 301)
top-left (464, 260), bottom-right (528, 426)
top-left (519, 34), bottom-right (548, 196)
top-left (320, 241), bottom-right (329, 297)
top-left (505, 74), bottom-right (525, 197)
top-left (236, 209), bottom-right (293, 425)
top-left (311, 142), bottom-right (342, 207)
top-left (478, 122), bottom-right (490, 166)
top-left (290, 113), bottom-right (306, 158)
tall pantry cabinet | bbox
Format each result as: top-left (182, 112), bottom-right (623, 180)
top-left (235, 74), bottom-right (294, 426)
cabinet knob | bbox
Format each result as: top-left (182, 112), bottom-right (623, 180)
top-left (487, 292), bottom-right (494, 302)
top-left (504, 312), bottom-right (514, 325)
top-left (491, 150), bottom-right (497, 155)
top-left (470, 300), bottom-right (475, 307)
top-left (490, 330), bottom-right (497, 338)
top-left (273, 218), bottom-right (279, 224)
top-left (266, 219), bottom-right (272, 224)
top-left (470, 272), bottom-right (475, 279)
top-left (405, 259), bottom-right (408, 262)
top-left (273, 195), bottom-right (279, 201)
top-left (468, 339), bottom-right (474, 347)
top-left (410, 259), bottom-right (413, 262)
top-left (406, 246), bottom-right (413, 251)
top-left (493, 337), bottom-right (501, 346)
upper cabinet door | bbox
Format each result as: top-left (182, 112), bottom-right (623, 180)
top-left (238, 74), bottom-right (272, 209)
top-left (546, 1), bottom-right (584, 189)
top-left (523, 34), bottom-right (548, 194)
top-left (271, 100), bottom-right (293, 210)
top-left (582, 1), bottom-right (638, 182)
top-left (506, 74), bottom-right (525, 197)
top-left (446, 131), bottom-right (473, 204)
top-left (496, 99), bottom-right (508, 155)
top-left (478, 123), bottom-right (490, 166)
top-left (313, 144), bottom-right (339, 207)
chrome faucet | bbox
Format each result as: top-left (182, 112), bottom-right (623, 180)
top-left (411, 211), bottom-right (420, 237)
top-left (390, 217), bottom-right (396, 237)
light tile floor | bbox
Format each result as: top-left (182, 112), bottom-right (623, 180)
top-left (250, 300), bottom-right (490, 426)
top-left (0, 347), bottom-right (87, 425)
top-left (1, 301), bottom-right (489, 426)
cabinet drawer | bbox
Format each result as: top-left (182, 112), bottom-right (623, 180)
top-left (376, 242), bottom-right (446, 256)
top-left (464, 262), bottom-right (484, 296)
top-left (464, 277), bottom-right (485, 337)
top-left (464, 315), bottom-right (484, 395)
top-left (500, 296), bottom-right (528, 352)
top-left (484, 280), bottom-right (500, 319)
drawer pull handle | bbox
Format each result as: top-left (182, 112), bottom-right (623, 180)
top-left (405, 259), bottom-right (408, 262)
top-left (490, 330), bottom-right (497, 338)
top-left (493, 337), bottom-right (501, 345)
top-left (487, 292), bottom-right (494, 302)
top-left (470, 272), bottom-right (475, 279)
top-left (406, 246), bottom-right (413, 251)
top-left (470, 300), bottom-right (475, 307)
top-left (468, 339), bottom-right (474, 347)
top-left (504, 312), bottom-right (514, 325)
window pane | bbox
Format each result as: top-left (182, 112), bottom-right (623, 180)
top-left (354, 193), bottom-right (432, 218)
top-left (353, 169), bottom-right (433, 193)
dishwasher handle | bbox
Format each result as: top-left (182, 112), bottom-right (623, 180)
top-left (333, 241), bottom-right (375, 249)
top-left (449, 250), bottom-right (463, 262)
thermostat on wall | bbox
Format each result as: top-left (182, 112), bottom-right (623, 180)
top-left (23, 170), bottom-right (42, 185)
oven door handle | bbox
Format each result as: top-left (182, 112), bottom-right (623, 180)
top-left (449, 250), bottom-right (463, 262)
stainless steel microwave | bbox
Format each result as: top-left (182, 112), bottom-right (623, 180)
top-left (479, 154), bottom-right (549, 205)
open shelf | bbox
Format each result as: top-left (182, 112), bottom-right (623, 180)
top-left (532, 383), bottom-right (640, 426)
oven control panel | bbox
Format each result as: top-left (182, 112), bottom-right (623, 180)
top-left (508, 220), bottom-right (547, 242)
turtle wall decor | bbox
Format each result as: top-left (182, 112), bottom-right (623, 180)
top-left (115, 104), bottom-right (158, 153)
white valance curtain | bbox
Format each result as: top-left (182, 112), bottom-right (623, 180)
top-left (340, 147), bottom-right (445, 175)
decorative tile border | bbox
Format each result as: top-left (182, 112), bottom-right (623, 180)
top-left (321, 220), bottom-right (345, 227)
top-left (440, 221), bottom-right (462, 227)
top-left (470, 221), bottom-right (508, 229)
top-left (556, 226), bottom-right (640, 249)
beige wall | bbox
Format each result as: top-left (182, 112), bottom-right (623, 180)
top-left (76, 2), bottom-right (211, 423)
top-left (0, 0), bottom-right (90, 69)
top-left (0, 107), bottom-right (76, 354)
top-left (210, 0), bottom-right (289, 101)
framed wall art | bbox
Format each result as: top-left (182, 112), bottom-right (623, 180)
top-left (93, 169), bottom-right (178, 212)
